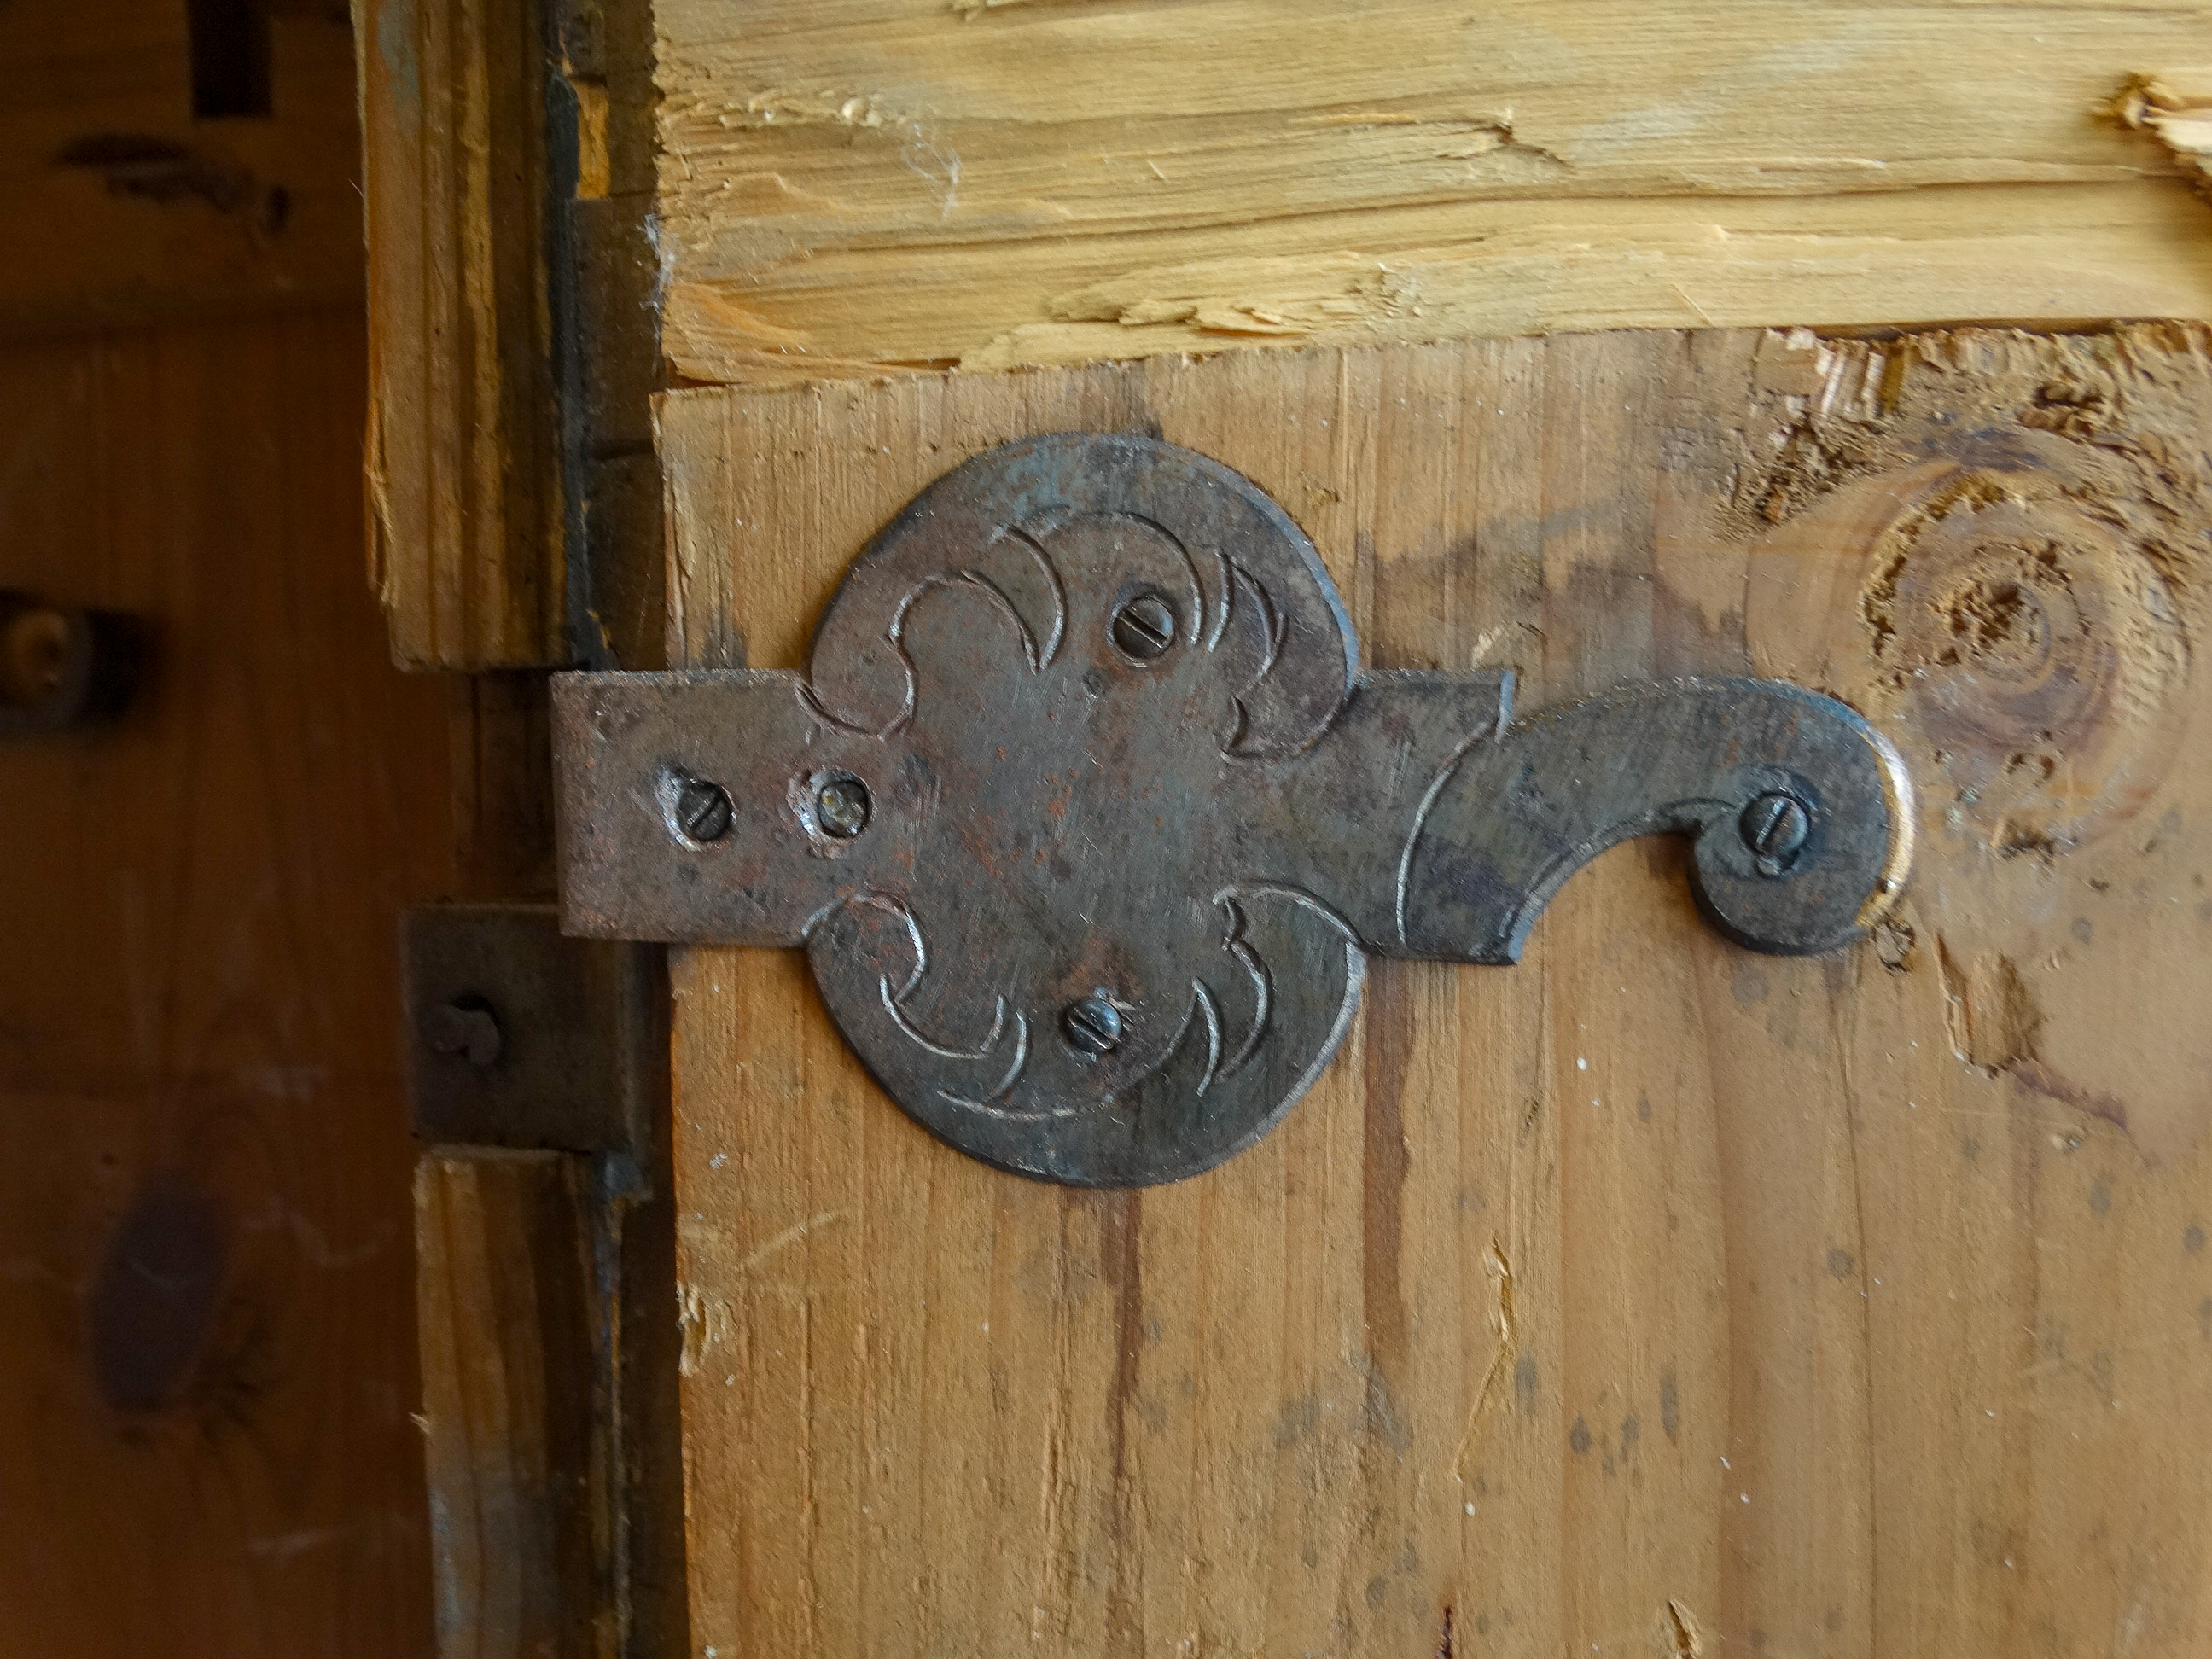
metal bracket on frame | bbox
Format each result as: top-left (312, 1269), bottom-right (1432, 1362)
top-left (403, 902), bottom-right (656, 1153)
top-left (551, 434), bottom-right (1913, 1187)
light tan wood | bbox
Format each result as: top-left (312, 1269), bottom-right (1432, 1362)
top-left (0, 311), bottom-right (452, 1655)
top-left (0, 0), bottom-right (363, 339)
top-left (359, 0), bottom-right (2212, 662)
top-left (357, 0), bottom-right (565, 667)
top-left (416, 1150), bottom-right (601, 1659)
top-left (652, 2), bottom-right (2212, 385)
top-left (2118, 68), bottom-right (2212, 195)
top-left (662, 329), bottom-right (2212, 1656)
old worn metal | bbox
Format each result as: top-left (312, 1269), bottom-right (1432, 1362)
top-left (0, 592), bottom-right (143, 736)
top-left (554, 434), bottom-right (1914, 1187)
top-left (403, 902), bottom-right (657, 1151)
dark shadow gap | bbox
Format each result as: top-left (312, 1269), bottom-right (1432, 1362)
top-left (189, 0), bottom-right (272, 119)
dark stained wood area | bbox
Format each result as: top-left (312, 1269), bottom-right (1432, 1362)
top-left (0, 311), bottom-right (448, 1656)
top-left (0, 0), bottom-right (363, 339)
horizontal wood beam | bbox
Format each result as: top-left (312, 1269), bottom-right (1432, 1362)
top-left (652, 2), bottom-right (2212, 383)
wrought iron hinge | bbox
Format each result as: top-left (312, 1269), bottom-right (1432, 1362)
top-left (550, 434), bottom-right (1913, 1187)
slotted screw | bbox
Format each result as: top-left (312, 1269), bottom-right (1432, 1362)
top-left (1740, 790), bottom-right (1812, 873)
top-left (1110, 594), bottom-right (1176, 661)
top-left (1061, 997), bottom-right (1124, 1056)
top-left (673, 774), bottom-right (734, 843)
top-left (815, 774), bottom-right (871, 839)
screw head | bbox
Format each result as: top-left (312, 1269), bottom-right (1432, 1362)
top-left (1061, 996), bottom-right (1124, 1056)
top-left (672, 773), bottom-right (734, 844)
top-left (814, 773), bottom-right (871, 839)
top-left (1110, 593), bottom-right (1177, 662)
top-left (1739, 790), bottom-right (1812, 873)
top-left (422, 998), bottom-right (503, 1067)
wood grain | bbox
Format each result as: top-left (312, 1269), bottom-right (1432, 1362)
top-left (416, 1150), bottom-right (600, 1659)
top-left (0, 311), bottom-right (451, 1656)
top-left (661, 329), bottom-right (2212, 1656)
top-left (0, 0), bottom-right (364, 338)
top-left (651, 1), bottom-right (2212, 385)
top-left (357, 0), bottom-right (566, 667)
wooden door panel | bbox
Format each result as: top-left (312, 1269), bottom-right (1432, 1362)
top-left (661, 326), bottom-right (2211, 1655)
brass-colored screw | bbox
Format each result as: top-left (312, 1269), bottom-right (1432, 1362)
top-left (815, 774), bottom-right (871, 839)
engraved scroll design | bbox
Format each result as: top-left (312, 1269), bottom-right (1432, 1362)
top-left (791, 435), bottom-right (1372, 1185)
top-left (554, 433), bottom-right (1914, 1188)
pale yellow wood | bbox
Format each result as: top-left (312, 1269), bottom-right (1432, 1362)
top-left (2118, 68), bottom-right (2212, 192)
top-left (661, 329), bottom-right (2212, 1656)
top-left (651, 1), bottom-right (2212, 383)
top-left (357, 0), bottom-right (565, 667)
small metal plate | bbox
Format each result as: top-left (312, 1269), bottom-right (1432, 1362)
top-left (403, 902), bottom-right (655, 1152)
top-left (554, 434), bottom-right (1913, 1186)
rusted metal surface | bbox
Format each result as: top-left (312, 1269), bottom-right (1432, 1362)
top-left (554, 434), bottom-right (1913, 1186)
top-left (403, 902), bottom-right (656, 1152)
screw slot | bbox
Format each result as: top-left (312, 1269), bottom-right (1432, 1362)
top-left (667, 771), bottom-right (734, 845)
top-left (1739, 790), bottom-right (1812, 875)
top-left (814, 772), bottom-right (871, 840)
top-left (1061, 996), bottom-right (1124, 1056)
top-left (1109, 592), bottom-right (1177, 663)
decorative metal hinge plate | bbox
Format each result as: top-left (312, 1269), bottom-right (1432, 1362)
top-left (553, 435), bottom-right (1912, 1187)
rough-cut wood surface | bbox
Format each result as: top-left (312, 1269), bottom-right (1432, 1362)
top-left (0, 311), bottom-right (450, 1656)
top-left (2118, 69), bottom-right (2212, 196)
top-left (357, 0), bottom-right (566, 667)
top-left (661, 329), bottom-right (2212, 1656)
top-left (0, 0), bottom-right (363, 338)
top-left (652, 2), bottom-right (2212, 386)
top-left (416, 1150), bottom-right (599, 1659)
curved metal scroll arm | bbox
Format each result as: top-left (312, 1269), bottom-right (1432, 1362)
top-left (1392, 676), bottom-right (1914, 963)
top-left (552, 433), bottom-right (1918, 1189)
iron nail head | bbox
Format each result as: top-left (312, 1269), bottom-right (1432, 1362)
top-left (422, 998), bottom-right (503, 1067)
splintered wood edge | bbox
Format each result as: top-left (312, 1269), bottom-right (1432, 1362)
top-left (647, 0), bottom-right (2212, 384)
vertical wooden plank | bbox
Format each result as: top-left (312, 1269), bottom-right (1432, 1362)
top-left (416, 1150), bottom-right (600, 1659)
top-left (660, 328), bottom-right (2212, 1656)
top-left (356, 0), bottom-right (562, 666)
top-left (0, 0), bottom-right (364, 335)
top-left (0, 311), bottom-right (450, 1656)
